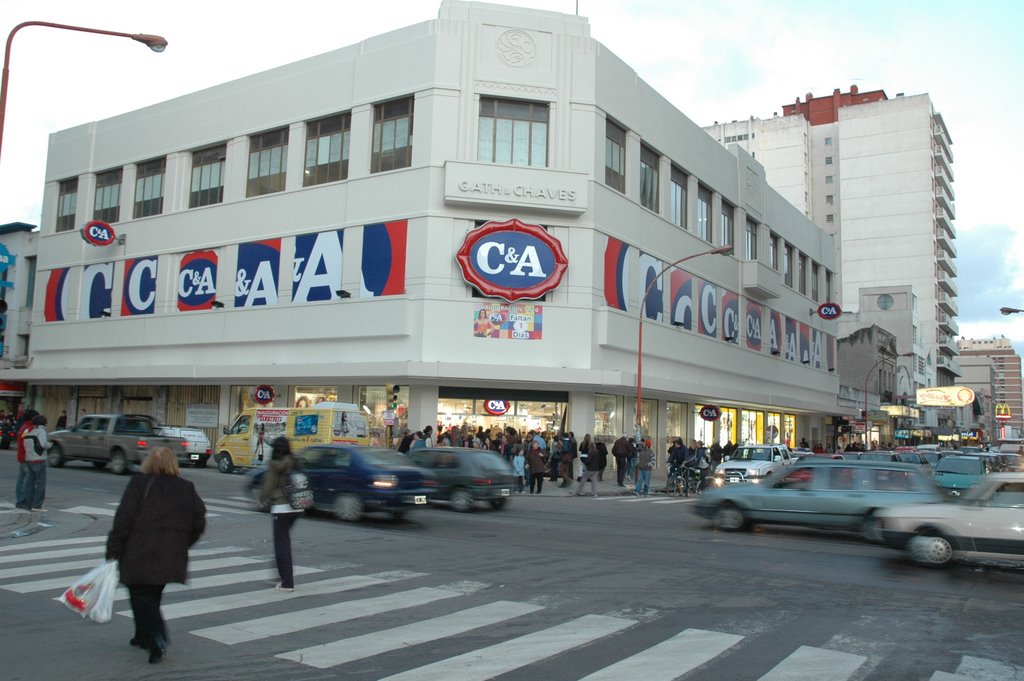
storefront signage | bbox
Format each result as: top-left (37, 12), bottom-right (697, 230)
top-left (472, 302), bottom-right (543, 339)
top-left (186, 404), bottom-right (219, 428)
top-left (0, 380), bottom-right (27, 397)
top-left (815, 302), bottom-right (842, 320)
top-left (916, 386), bottom-right (975, 408)
top-left (483, 399), bottom-right (511, 416)
top-left (0, 243), bottom-right (14, 274)
top-left (81, 220), bottom-right (118, 247)
top-left (252, 384), bottom-right (276, 405)
top-left (699, 405), bottom-right (722, 421)
top-left (996, 403), bottom-right (1012, 421)
top-left (178, 250), bottom-right (218, 311)
top-left (456, 219), bottom-right (568, 301)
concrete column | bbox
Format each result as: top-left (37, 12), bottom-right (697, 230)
top-left (285, 121), bottom-right (307, 191)
top-left (567, 391), bottom-right (596, 439)
top-left (164, 152), bottom-right (190, 213)
top-left (658, 155), bottom-right (672, 222)
top-left (348, 104), bottom-right (374, 181)
top-left (625, 130), bottom-right (641, 203)
top-left (407, 384), bottom-right (440, 438)
top-left (686, 174), bottom-right (699, 236)
top-left (711, 191), bottom-right (722, 245)
top-left (223, 136), bottom-right (248, 203)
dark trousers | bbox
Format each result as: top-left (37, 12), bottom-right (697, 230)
top-left (128, 584), bottom-right (167, 650)
top-left (530, 473), bottom-right (545, 493)
top-left (273, 512), bottom-right (299, 588)
top-left (615, 456), bottom-right (628, 485)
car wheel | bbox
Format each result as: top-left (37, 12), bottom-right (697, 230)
top-left (334, 494), bottom-right (363, 522)
top-left (450, 488), bottom-right (474, 513)
top-left (110, 450), bottom-right (129, 475)
top-left (907, 532), bottom-right (954, 566)
top-left (715, 503), bottom-right (748, 531)
top-left (92, 461), bottom-right (107, 469)
top-left (489, 498), bottom-right (507, 510)
top-left (47, 444), bottom-right (65, 468)
top-left (217, 453), bottom-right (234, 474)
top-left (861, 511), bottom-right (883, 543)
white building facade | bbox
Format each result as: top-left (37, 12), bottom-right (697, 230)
top-left (4, 1), bottom-right (841, 453)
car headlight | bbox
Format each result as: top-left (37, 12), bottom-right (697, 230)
top-left (372, 475), bottom-right (398, 488)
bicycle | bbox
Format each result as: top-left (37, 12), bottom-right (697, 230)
top-left (682, 466), bottom-right (703, 497)
top-left (665, 465), bottom-right (685, 496)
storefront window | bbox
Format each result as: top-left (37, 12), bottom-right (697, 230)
top-left (637, 398), bottom-right (658, 444)
top-left (740, 409), bottom-right (764, 445)
top-left (293, 385), bottom-right (338, 408)
top-left (437, 398), bottom-right (565, 440)
top-left (783, 414), bottom-right (797, 447)
top-left (666, 401), bottom-right (686, 454)
top-left (356, 385), bottom-right (396, 447)
top-left (230, 385), bottom-right (284, 418)
top-left (516, 401), bottom-right (563, 435)
top-left (693, 405), bottom-right (714, 444)
top-left (766, 413), bottom-right (782, 444)
top-left (594, 394), bottom-right (623, 444)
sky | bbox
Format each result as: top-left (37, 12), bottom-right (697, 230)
top-left (2, 0), bottom-right (1022, 348)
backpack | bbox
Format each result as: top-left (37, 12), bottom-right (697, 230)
top-left (282, 471), bottom-right (314, 510)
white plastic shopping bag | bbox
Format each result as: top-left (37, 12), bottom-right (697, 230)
top-left (58, 560), bottom-right (119, 623)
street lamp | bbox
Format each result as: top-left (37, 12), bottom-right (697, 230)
top-left (0, 21), bottom-right (168, 164)
top-left (1000, 307), bottom-right (1023, 316)
top-left (862, 351), bottom-right (914, 449)
top-left (634, 243), bottom-right (734, 442)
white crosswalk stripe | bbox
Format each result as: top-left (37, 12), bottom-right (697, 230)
top-left (0, 535), bottom-right (106, 553)
top-left (277, 600), bottom-right (543, 669)
top-left (0, 544), bottom-right (249, 579)
top-left (758, 645), bottom-right (867, 681)
top-left (379, 613), bottom-right (636, 681)
top-left (578, 627), bottom-right (744, 681)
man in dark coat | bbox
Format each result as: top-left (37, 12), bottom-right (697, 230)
top-left (611, 435), bottom-right (631, 487)
top-left (107, 447), bottom-right (206, 664)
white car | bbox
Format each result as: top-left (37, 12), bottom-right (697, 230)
top-left (714, 444), bottom-right (795, 485)
top-left (877, 472), bottom-right (1024, 566)
top-left (159, 426), bottom-right (212, 467)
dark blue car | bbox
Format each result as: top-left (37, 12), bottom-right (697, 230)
top-left (248, 445), bottom-right (435, 521)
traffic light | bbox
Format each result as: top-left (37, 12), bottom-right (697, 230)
top-left (389, 384), bottom-right (400, 409)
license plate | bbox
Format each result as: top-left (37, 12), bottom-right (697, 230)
top-left (414, 495), bottom-right (427, 505)
top-left (190, 454), bottom-right (200, 460)
top-left (728, 477), bottom-right (741, 483)
top-left (500, 488), bottom-right (511, 496)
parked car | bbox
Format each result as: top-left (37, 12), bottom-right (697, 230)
top-left (713, 444), bottom-right (795, 486)
top-left (159, 426), bottom-right (212, 467)
top-left (696, 459), bottom-right (944, 540)
top-left (48, 414), bottom-right (191, 474)
top-left (407, 447), bottom-right (515, 511)
top-left (930, 455), bottom-right (991, 496)
top-left (246, 445), bottom-right (435, 521)
top-left (878, 472), bottom-right (1024, 566)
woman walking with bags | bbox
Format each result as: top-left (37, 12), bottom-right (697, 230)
top-left (259, 436), bottom-right (304, 592)
top-left (106, 447), bottom-right (206, 664)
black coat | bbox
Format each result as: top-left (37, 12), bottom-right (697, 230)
top-left (106, 474), bottom-right (206, 585)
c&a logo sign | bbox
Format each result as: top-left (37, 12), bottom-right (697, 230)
top-left (456, 219), bottom-right (568, 301)
top-left (178, 250), bottom-right (218, 311)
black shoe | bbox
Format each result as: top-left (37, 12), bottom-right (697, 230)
top-left (130, 638), bottom-right (142, 648)
top-left (148, 646), bottom-right (165, 664)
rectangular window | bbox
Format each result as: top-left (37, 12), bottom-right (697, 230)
top-left (247, 128), bottom-right (289, 197)
top-left (371, 96), bottom-right (414, 173)
top-left (477, 98), bottom-right (548, 168)
top-left (768, 233), bottom-right (779, 271)
top-left (669, 167), bottom-right (686, 228)
top-left (826, 194), bottom-right (834, 205)
top-left (825, 175), bottom-right (833, 184)
top-left (720, 202), bottom-right (734, 248)
top-left (811, 262), bottom-right (820, 301)
top-left (304, 113), bottom-right (350, 186)
top-left (696, 185), bottom-right (712, 242)
top-left (744, 219), bottom-right (758, 260)
top-left (605, 120), bottom-right (626, 193)
top-left (826, 271), bottom-right (833, 302)
top-left (826, 214), bottom-right (835, 223)
top-left (56, 178), bottom-right (78, 233)
top-left (24, 256), bottom-right (36, 307)
top-left (133, 157), bottom-right (165, 218)
top-left (824, 136), bottom-right (833, 146)
top-left (798, 253), bottom-right (808, 295)
top-left (825, 156), bottom-right (833, 165)
top-left (639, 145), bottom-right (659, 211)
top-left (784, 243), bottom-right (793, 287)
top-left (190, 144), bottom-right (226, 208)
top-left (93, 168), bottom-right (122, 223)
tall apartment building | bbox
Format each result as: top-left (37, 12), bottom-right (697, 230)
top-left (704, 87), bottom-right (960, 406)
top-left (959, 338), bottom-right (1023, 439)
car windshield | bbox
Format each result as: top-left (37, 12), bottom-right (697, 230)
top-left (358, 448), bottom-right (416, 467)
top-left (732, 447), bottom-right (771, 462)
top-left (860, 453), bottom-right (892, 461)
top-left (934, 457), bottom-right (983, 475)
top-left (473, 454), bottom-right (512, 473)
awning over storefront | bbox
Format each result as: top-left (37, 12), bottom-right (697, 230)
top-left (0, 381), bottom-right (27, 397)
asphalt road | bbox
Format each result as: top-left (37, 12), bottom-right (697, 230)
top-left (2, 456), bottom-right (1023, 681)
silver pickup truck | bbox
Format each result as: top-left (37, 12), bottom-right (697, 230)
top-left (47, 414), bottom-right (190, 475)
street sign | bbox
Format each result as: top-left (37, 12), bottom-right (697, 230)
top-left (383, 409), bottom-right (396, 426)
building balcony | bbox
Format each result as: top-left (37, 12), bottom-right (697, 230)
top-left (935, 227), bottom-right (956, 258)
top-left (935, 205), bottom-right (955, 239)
top-left (936, 248), bottom-right (957, 276)
top-left (741, 259), bottom-right (782, 300)
top-left (933, 144), bottom-right (953, 172)
top-left (934, 170), bottom-right (955, 201)
top-left (934, 187), bottom-right (955, 218)
top-left (936, 355), bottom-right (963, 377)
top-left (937, 290), bottom-right (959, 314)
top-left (938, 334), bottom-right (959, 356)
top-left (937, 311), bottom-right (959, 336)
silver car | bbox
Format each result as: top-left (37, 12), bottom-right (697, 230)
top-left (695, 460), bottom-right (944, 540)
top-left (877, 472), bottom-right (1024, 566)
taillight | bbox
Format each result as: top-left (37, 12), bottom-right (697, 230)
top-left (136, 440), bottom-right (148, 448)
top-left (472, 478), bottom-right (492, 486)
top-left (205, 448), bottom-right (212, 455)
top-left (182, 441), bottom-right (190, 449)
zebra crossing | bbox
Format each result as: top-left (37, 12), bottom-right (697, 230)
top-left (0, 518), bottom-right (1017, 681)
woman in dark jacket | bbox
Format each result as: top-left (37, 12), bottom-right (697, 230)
top-left (259, 436), bottom-right (303, 592)
top-left (526, 440), bottom-right (548, 494)
top-left (106, 447), bottom-right (206, 664)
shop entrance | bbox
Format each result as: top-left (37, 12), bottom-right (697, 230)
top-left (437, 387), bottom-right (569, 440)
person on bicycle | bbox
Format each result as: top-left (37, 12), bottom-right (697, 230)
top-left (686, 440), bottom-right (710, 491)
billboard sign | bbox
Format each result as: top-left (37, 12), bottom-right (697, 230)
top-left (915, 386), bottom-right (976, 408)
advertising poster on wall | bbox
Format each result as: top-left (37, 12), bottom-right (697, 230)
top-left (472, 302), bottom-right (543, 340)
top-left (250, 409), bottom-right (288, 466)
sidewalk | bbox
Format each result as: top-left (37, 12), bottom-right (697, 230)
top-left (524, 467), bottom-right (673, 498)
